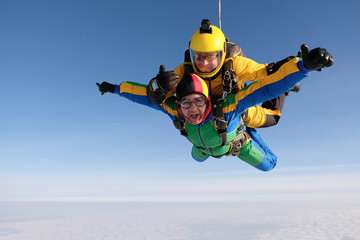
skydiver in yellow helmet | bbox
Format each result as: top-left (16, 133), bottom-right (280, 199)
top-left (188, 19), bottom-right (227, 79)
top-left (146, 19), bottom-right (319, 129)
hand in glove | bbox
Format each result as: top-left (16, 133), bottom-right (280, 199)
top-left (151, 65), bottom-right (178, 94)
top-left (96, 81), bottom-right (115, 95)
top-left (300, 44), bottom-right (334, 71)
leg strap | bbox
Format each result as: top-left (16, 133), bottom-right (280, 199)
top-left (225, 131), bottom-right (250, 156)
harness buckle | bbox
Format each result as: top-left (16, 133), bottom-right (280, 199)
top-left (225, 131), bottom-right (249, 156)
top-left (214, 118), bottom-right (227, 130)
top-left (223, 69), bottom-right (233, 95)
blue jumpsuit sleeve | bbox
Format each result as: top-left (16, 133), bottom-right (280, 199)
top-left (232, 58), bottom-right (310, 116)
top-left (113, 82), bottom-right (178, 121)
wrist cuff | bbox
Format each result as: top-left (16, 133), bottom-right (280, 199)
top-left (297, 59), bottom-right (312, 74)
top-left (114, 85), bottom-right (120, 94)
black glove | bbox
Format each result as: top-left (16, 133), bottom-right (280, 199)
top-left (96, 81), bottom-right (116, 95)
top-left (300, 44), bottom-right (334, 71)
top-left (151, 65), bottom-right (178, 94)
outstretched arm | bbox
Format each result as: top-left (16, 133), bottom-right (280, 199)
top-left (96, 81), bottom-right (179, 120)
top-left (227, 45), bottom-right (333, 116)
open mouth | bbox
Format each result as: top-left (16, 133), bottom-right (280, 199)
top-left (189, 114), bottom-right (200, 119)
top-left (187, 114), bottom-right (202, 124)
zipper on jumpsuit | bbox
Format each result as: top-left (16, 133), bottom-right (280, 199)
top-left (197, 125), bottom-right (214, 156)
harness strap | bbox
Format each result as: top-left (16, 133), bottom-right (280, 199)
top-left (212, 96), bottom-right (228, 146)
top-left (222, 60), bottom-right (234, 95)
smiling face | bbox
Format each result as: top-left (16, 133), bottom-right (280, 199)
top-left (194, 52), bottom-right (220, 73)
top-left (179, 93), bottom-right (207, 125)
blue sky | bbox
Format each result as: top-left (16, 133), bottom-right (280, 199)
top-left (1, 0), bottom-right (359, 201)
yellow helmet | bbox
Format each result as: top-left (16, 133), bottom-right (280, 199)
top-left (189, 19), bottom-right (226, 78)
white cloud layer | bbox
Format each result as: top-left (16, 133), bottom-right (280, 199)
top-left (0, 200), bottom-right (359, 240)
